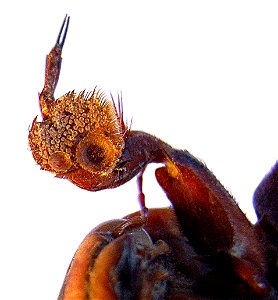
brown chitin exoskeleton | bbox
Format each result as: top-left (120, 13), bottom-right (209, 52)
top-left (29, 16), bottom-right (273, 297)
top-left (155, 150), bottom-right (271, 296)
top-left (29, 16), bottom-right (127, 192)
top-left (58, 213), bottom-right (170, 300)
top-left (254, 161), bottom-right (278, 291)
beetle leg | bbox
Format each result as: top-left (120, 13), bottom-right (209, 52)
top-left (137, 168), bottom-right (149, 218)
top-left (112, 214), bottom-right (147, 237)
top-left (88, 129), bottom-right (269, 294)
top-left (39, 15), bottom-right (70, 118)
top-left (155, 150), bottom-right (270, 296)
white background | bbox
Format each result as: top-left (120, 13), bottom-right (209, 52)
top-left (1, 1), bottom-right (278, 299)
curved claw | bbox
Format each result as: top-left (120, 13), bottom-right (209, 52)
top-left (56, 15), bottom-right (70, 50)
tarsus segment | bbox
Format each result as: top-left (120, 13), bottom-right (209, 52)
top-left (39, 15), bottom-right (70, 118)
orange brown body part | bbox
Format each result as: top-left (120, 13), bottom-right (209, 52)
top-left (29, 16), bottom-right (278, 299)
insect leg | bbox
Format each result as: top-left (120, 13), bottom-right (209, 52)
top-left (39, 15), bottom-right (70, 117)
top-left (137, 168), bottom-right (149, 219)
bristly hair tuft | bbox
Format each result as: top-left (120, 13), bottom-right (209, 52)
top-left (110, 91), bottom-right (129, 136)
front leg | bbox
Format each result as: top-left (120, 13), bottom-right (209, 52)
top-left (155, 148), bottom-right (269, 296)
